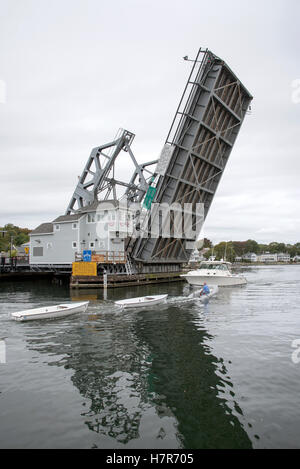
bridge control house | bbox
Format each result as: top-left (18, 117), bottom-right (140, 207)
top-left (29, 201), bottom-right (134, 272)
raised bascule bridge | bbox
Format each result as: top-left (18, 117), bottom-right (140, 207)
top-left (29, 48), bottom-right (253, 287)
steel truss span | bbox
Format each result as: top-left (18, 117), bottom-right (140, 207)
top-left (131, 48), bottom-right (253, 265)
top-left (66, 129), bottom-right (157, 214)
top-left (65, 48), bottom-right (252, 271)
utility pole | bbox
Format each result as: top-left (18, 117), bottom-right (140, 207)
top-left (0, 232), bottom-right (15, 271)
top-left (0, 230), bottom-right (7, 272)
top-left (10, 235), bottom-right (14, 270)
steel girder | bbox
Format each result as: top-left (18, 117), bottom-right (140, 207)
top-left (66, 129), bottom-right (155, 214)
top-left (131, 48), bottom-right (253, 264)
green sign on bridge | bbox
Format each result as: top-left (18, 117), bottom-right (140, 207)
top-left (143, 186), bottom-right (156, 210)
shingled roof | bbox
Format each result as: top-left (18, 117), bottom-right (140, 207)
top-left (52, 214), bottom-right (83, 223)
top-left (31, 201), bottom-right (121, 235)
top-left (30, 223), bottom-right (54, 235)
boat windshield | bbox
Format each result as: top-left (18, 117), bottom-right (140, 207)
top-left (200, 263), bottom-right (229, 271)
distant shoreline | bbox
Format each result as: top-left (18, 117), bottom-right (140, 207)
top-left (188, 262), bottom-right (300, 268)
top-left (234, 262), bottom-right (300, 267)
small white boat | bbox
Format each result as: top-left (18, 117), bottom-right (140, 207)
top-left (181, 260), bottom-right (247, 287)
top-left (115, 294), bottom-right (168, 309)
top-left (188, 285), bottom-right (219, 301)
top-left (11, 301), bottom-right (89, 322)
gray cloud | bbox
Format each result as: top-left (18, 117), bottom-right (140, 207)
top-left (0, 0), bottom-right (299, 244)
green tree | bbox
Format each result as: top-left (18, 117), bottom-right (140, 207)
top-left (268, 242), bottom-right (286, 254)
top-left (244, 239), bottom-right (260, 254)
top-left (203, 238), bottom-right (213, 249)
top-left (289, 247), bottom-right (297, 258)
top-left (0, 224), bottom-right (30, 252)
top-left (232, 241), bottom-right (248, 257)
top-left (213, 242), bottom-right (236, 262)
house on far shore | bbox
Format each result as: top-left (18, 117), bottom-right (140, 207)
top-left (242, 252), bottom-right (258, 262)
top-left (256, 252), bottom-right (291, 263)
top-left (293, 256), bottom-right (300, 262)
top-left (277, 253), bottom-right (291, 263)
top-left (257, 252), bottom-right (278, 263)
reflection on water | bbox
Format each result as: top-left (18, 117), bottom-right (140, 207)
top-left (1, 266), bottom-right (300, 448)
top-left (133, 305), bottom-right (252, 449)
top-left (19, 299), bottom-right (252, 448)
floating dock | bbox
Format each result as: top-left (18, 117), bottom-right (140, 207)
top-left (70, 272), bottom-right (184, 289)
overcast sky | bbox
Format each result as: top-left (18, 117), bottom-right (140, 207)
top-left (0, 0), bottom-right (299, 244)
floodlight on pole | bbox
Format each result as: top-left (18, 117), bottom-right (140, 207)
top-left (183, 55), bottom-right (202, 63)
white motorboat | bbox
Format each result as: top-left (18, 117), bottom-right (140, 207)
top-left (188, 285), bottom-right (219, 301)
top-left (181, 260), bottom-right (247, 287)
top-left (115, 294), bottom-right (168, 309)
top-left (11, 301), bottom-right (89, 322)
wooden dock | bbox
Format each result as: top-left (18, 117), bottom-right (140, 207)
top-left (70, 272), bottom-right (184, 289)
top-left (0, 271), bottom-right (55, 282)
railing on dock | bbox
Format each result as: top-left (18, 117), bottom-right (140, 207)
top-left (0, 255), bottom-right (29, 272)
top-left (75, 251), bottom-right (126, 264)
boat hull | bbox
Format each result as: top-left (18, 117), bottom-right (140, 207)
top-left (115, 294), bottom-right (168, 309)
top-left (181, 275), bottom-right (247, 287)
top-left (11, 302), bottom-right (89, 322)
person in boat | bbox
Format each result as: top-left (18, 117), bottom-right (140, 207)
top-left (200, 283), bottom-right (210, 296)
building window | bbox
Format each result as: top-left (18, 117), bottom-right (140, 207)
top-left (87, 213), bottom-right (95, 223)
top-left (47, 243), bottom-right (52, 249)
top-left (72, 241), bottom-right (77, 249)
top-left (55, 224), bottom-right (60, 231)
top-left (72, 223), bottom-right (78, 230)
top-left (33, 246), bottom-right (43, 257)
top-left (89, 242), bottom-right (95, 249)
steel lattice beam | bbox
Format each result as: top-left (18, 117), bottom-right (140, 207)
top-left (66, 129), bottom-right (152, 214)
top-left (131, 48), bottom-right (253, 264)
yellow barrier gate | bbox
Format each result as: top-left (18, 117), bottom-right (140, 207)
top-left (72, 262), bottom-right (97, 276)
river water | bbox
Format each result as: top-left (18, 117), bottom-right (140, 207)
top-left (0, 265), bottom-right (300, 449)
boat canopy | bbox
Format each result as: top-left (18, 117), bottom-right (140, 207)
top-left (199, 262), bottom-right (231, 270)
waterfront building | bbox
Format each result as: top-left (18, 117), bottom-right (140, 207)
top-left (277, 253), bottom-right (291, 263)
top-left (242, 252), bottom-right (258, 262)
top-left (29, 201), bottom-right (133, 268)
top-left (257, 253), bottom-right (278, 263)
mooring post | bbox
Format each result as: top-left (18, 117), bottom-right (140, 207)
top-left (103, 270), bottom-right (108, 300)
